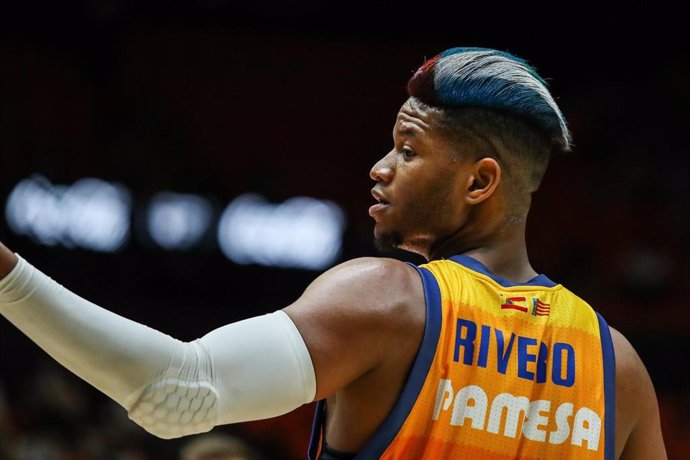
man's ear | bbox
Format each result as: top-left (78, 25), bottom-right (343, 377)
top-left (465, 157), bottom-right (501, 205)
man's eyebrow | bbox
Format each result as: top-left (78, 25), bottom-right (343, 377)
top-left (396, 126), bottom-right (417, 137)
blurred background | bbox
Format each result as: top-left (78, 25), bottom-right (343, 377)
top-left (0, 1), bottom-right (688, 459)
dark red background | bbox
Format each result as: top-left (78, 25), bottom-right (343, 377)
top-left (0, 2), bottom-right (687, 458)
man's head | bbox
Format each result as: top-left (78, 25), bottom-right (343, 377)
top-left (370, 47), bottom-right (570, 258)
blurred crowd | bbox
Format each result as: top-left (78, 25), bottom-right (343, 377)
top-left (0, 359), bottom-right (315, 459)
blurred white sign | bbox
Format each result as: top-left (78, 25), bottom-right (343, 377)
top-left (218, 194), bottom-right (345, 270)
top-left (146, 192), bottom-right (213, 250)
top-left (5, 176), bottom-right (346, 270)
top-left (5, 175), bottom-right (131, 252)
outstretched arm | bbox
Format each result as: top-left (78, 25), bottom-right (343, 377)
top-left (0, 244), bottom-right (316, 439)
top-left (0, 242), bottom-right (420, 444)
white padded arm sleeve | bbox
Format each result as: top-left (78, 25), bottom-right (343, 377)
top-left (0, 256), bottom-right (316, 439)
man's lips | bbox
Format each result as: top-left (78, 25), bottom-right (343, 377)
top-left (371, 188), bottom-right (390, 205)
top-left (369, 202), bottom-right (389, 217)
top-left (369, 188), bottom-right (390, 217)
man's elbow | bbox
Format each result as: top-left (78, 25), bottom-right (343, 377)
top-left (127, 376), bottom-right (221, 439)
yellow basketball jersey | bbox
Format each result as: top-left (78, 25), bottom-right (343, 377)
top-left (309, 255), bottom-right (615, 460)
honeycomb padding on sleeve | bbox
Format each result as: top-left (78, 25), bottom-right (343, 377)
top-left (128, 378), bottom-right (219, 439)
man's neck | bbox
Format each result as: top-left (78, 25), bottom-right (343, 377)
top-left (426, 219), bottom-right (537, 283)
top-left (461, 244), bottom-right (537, 283)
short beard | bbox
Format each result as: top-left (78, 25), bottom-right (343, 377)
top-left (374, 231), bottom-right (403, 253)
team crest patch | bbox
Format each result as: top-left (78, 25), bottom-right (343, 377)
top-left (499, 294), bottom-right (551, 317)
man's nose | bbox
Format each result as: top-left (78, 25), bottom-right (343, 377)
top-left (370, 151), bottom-right (395, 183)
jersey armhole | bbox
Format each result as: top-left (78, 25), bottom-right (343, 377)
top-left (354, 264), bottom-right (443, 459)
top-left (596, 312), bottom-right (616, 460)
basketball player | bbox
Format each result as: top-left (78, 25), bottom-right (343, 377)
top-left (0, 48), bottom-right (666, 459)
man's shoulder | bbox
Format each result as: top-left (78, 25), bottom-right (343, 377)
top-left (329, 256), bottom-right (417, 274)
top-left (284, 257), bottom-right (428, 400)
top-left (320, 256), bottom-right (420, 289)
top-left (284, 257), bottom-right (426, 335)
top-left (304, 257), bottom-right (423, 312)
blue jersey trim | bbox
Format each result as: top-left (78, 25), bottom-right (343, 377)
top-left (449, 255), bottom-right (558, 288)
top-left (596, 312), bottom-right (616, 460)
top-left (353, 265), bottom-right (443, 459)
top-left (308, 400), bottom-right (326, 460)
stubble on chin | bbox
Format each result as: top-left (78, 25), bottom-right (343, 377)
top-left (374, 230), bottom-right (403, 253)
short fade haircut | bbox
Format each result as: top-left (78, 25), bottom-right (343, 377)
top-left (407, 47), bottom-right (571, 201)
top-left (408, 47), bottom-right (571, 152)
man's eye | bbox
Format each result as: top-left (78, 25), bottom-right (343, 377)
top-left (401, 148), bottom-right (415, 159)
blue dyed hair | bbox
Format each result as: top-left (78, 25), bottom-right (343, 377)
top-left (408, 47), bottom-right (571, 152)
